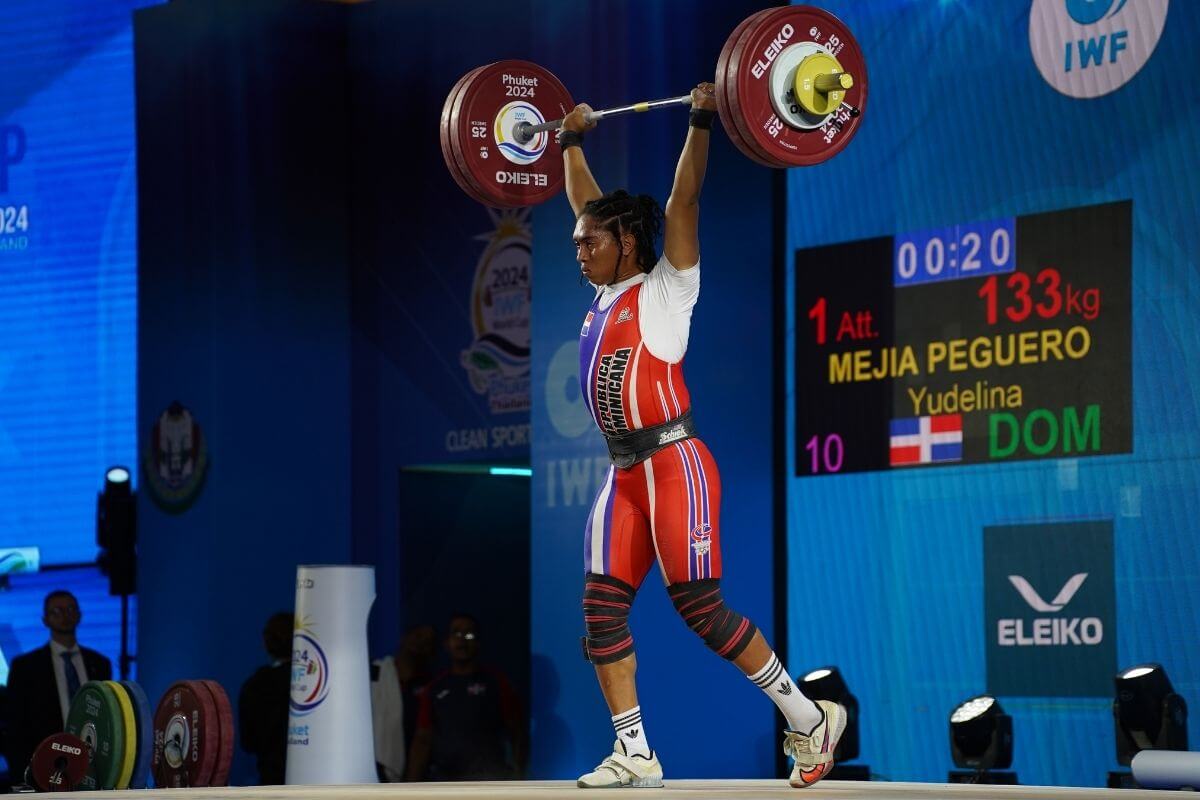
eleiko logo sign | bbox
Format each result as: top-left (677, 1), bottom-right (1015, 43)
top-left (999, 573), bottom-right (1103, 646)
top-left (985, 521), bottom-right (1115, 696)
top-left (1029, 0), bottom-right (1169, 99)
top-left (1008, 573), bottom-right (1087, 612)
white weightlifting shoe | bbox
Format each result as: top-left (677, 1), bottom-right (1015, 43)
top-left (577, 739), bottom-right (664, 788)
top-left (783, 699), bottom-right (846, 788)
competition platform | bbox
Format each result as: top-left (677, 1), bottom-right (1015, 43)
top-left (56, 781), bottom-right (1200, 800)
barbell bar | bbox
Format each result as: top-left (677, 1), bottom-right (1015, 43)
top-left (440, 4), bottom-right (868, 208)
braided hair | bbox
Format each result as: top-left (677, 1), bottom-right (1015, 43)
top-left (581, 190), bottom-right (664, 275)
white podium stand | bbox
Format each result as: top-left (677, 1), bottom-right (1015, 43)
top-left (286, 565), bottom-right (377, 784)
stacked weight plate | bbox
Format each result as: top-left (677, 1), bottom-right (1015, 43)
top-left (64, 681), bottom-right (126, 790)
top-left (152, 679), bottom-right (235, 787)
top-left (200, 679), bottom-right (236, 786)
top-left (62, 679), bottom-right (156, 790)
top-left (104, 680), bottom-right (137, 789)
top-left (119, 680), bottom-right (154, 788)
top-left (717, 5), bottom-right (868, 167)
top-left (27, 732), bottom-right (90, 791)
top-left (440, 60), bottom-right (574, 208)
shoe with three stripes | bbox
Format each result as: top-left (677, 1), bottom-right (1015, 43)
top-left (576, 739), bottom-right (664, 788)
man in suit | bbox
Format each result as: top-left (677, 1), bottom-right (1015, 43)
top-left (3, 590), bottom-right (111, 779)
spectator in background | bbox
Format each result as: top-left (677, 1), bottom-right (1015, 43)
top-left (238, 612), bottom-right (293, 785)
top-left (406, 614), bottom-right (526, 781)
top-left (371, 622), bottom-right (436, 781)
top-left (3, 590), bottom-right (111, 779)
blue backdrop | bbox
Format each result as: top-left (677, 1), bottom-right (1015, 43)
top-left (0, 0), bottom-right (154, 689)
top-left (784, 0), bottom-right (1199, 786)
top-left (135, 0), bottom-right (356, 785)
top-left (11, 0), bottom-right (1199, 790)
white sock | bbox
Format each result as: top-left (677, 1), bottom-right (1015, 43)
top-left (612, 706), bottom-right (651, 758)
top-left (748, 653), bottom-right (822, 733)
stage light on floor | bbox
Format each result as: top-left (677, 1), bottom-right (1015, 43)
top-left (1111, 663), bottom-right (1187, 780)
top-left (800, 666), bottom-right (869, 780)
top-left (948, 695), bottom-right (1016, 784)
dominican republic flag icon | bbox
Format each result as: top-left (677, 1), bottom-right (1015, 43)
top-left (889, 414), bottom-right (963, 466)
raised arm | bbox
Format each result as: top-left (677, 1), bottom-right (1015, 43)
top-left (561, 104), bottom-right (602, 217)
top-left (663, 83), bottom-right (716, 270)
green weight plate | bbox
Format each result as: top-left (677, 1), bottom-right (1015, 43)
top-left (65, 680), bottom-right (126, 790)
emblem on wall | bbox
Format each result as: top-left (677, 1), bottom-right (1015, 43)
top-left (460, 208), bottom-right (531, 414)
top-left (1029, 0), bottom-right (1169, 99)
top-left (142, 401), bottom-right (209, 512)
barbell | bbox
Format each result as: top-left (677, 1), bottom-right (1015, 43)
top-left (439, 5), bottom-right (867, 208)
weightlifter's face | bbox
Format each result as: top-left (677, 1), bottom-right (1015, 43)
top-left (574, 215), bottom-right (624, 285)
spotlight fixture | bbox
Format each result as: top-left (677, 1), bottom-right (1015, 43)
top-left (948, 695), bottom-right (1016, 784)
top-left (97, 466), bottom-right (138, 679)
top-left (800, 666), bottom-right (869, 780)
top-left (96, 465), bottom-right (137, 596)
top-left (1113, 663), bottom-right (1187, 766)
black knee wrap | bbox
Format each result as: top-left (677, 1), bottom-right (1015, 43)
top-left (667, 579), bottom-right (757, 660)
top-left (582, 573), bottom-right (636, 665)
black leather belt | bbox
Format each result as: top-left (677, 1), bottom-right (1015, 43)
top-left (603, 409), bottom-right (696, 469)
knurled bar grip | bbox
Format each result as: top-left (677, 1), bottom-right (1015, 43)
top-left (514, 93), bottom-right (694, 144)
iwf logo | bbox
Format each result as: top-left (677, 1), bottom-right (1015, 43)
top-left (493, 101), bottom-right (549, 166)
top-left (984, 521), bottom-right (1115, 696)
top-left (290, 629), bottom-right (330, 715)
top-left (1029, 0), bottom-right (1169, 98)
top-left (459, 208), bottom-right (532, 415)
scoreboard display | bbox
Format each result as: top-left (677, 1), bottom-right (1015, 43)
top-left (794, 201), bottom-right (1131, 476)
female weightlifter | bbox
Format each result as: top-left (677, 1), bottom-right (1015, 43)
top-left (561, 82), bottom-right (845, 790)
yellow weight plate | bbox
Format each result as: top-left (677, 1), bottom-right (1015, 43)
top-left (793, 51), bottom-right (850, 116)
top-left (105, 681), bottom-right (137, 790)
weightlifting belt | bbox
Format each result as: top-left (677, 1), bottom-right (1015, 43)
top-left (603, 409), bottom-right (696, 469)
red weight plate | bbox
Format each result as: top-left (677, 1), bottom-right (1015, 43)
top-left (29, 733), bottom-right (90, 792)
top-left (448, 66), bottom-right (501, 205)
top-left (440, 67), bottom-right (492, 205)
top-left (719, 8), bottom-right (788, 168)
top-left (735, 5), bottom-right (868, 166)
top-left (153, 680), bottom-right (219, 788)
top-left (440, 70), bottom-right (477, 198)
top-left (727, 7), bottom-right (796, 167)
top-left (452, 60), bottom-right (573, 208)
top-left (716, 8), bottom-right (781, 167)
top-left (199, 680), bottom-right (235, 787)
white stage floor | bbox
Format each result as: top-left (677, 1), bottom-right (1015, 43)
top-left (75, 780), bottom-right (1194, 800)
